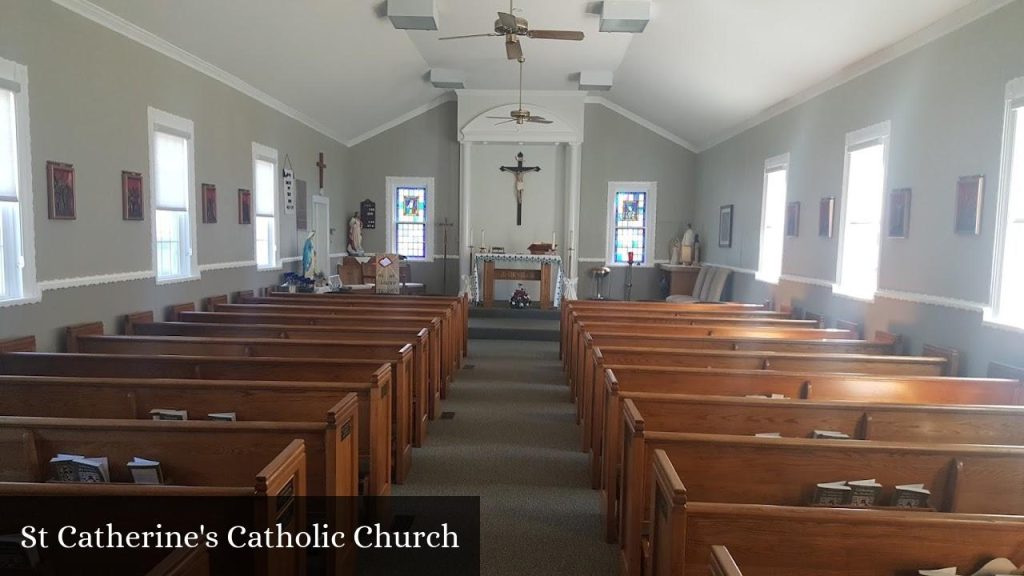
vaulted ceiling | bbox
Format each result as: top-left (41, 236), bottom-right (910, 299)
top-left (83, 0), bottom-right (992, 149)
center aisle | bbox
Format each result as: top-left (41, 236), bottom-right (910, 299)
top-left (393, 339), bottom-right (618, 575)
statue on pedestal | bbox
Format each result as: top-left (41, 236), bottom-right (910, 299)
top-left (347, 212), bottom-right (364, 255)
top-left (302, 230), bottom-right (316, 278)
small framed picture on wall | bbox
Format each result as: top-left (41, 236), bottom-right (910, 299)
top-left (238, 188), bottom-right (252, 225)
top-left (785, 201), bottom-right (800, 237)
top-left (719, 204), bottom-right (733, 248)
top-left (46, 161), bottom-right (76, 220)
top-left (201, 183), bottom-right (217, 224)
top-left (888, 188), bottom-right (911, 238)
top-left (819, 197), bottom-right (835, 238)
top-left (955, 175), bottom-right (984, 235)
top-left (122, 171), bottom-right (144, 221)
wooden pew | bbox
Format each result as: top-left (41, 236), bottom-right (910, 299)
top-left (168, 311), bottom-right (448, 410)
top-left (595, 366), bottom-right (1023, 494)
top-left (560, 304), bottom-right (790, 364)
top-left (0, 375), bottom-right (381, 498)
top-left (0, 352), bottom-right (412, 486)
top-left (260, 291), bottom-right (468, 363)
top-left (125, 311), bottom-right (441, 421)
top-left (215, 300), bottom-right (458, 386)
top-left (0, 435), bottom-right (310, 576)
top-left (66, 321), bottom-right (427, 449)
top-left (572, 331), bottom-right (904, 438)
top-left (649, 451), bottom-right (1024, 576)
top-left (619, 429), bottom-right (1024, 571)
top-left (568, 324), bottom-right (874, 394)
top-left (195, 306), bottom-right (455, 395)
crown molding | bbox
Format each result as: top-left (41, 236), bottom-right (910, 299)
top-left (585, 96), bottom-right (697, 152)
top-left (696, 0), bottom-right (1017, 152)
top-left (346, 92), bottom-right (455, 148)
top-left (49, 0), bottom-right (346, 145)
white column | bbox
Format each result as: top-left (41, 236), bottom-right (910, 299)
top-left (459, 141), bottom-right (473, 277)
top-left (564, 141), bottom-right (582, 279)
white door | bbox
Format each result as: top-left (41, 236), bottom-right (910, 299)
top-left (311, 195), bottom-right (330, 276)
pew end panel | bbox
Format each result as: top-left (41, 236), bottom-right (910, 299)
top-left (167, 302), bottom-right (196, 322)
top-left (65, 321), bottom-right (105, 352)
top-left (922, 343), bottom-right (962, 377)
top-left (647, 449), bottom-right (687, 576)
top-left (124, 311), bottom-right (155, 335)
top-left (709, 546), bottom-right (742, 576)
top-left (0, 336), bottom-right (36, 352)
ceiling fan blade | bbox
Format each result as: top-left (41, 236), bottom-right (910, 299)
top-left (494, 119), bottom-right (517, 125)
top-left (527, 30), bottom-right (585, 41)
top-left (497, 12), bottom-right (519, 31)
top-left (527, 116), bottom-right (553, 124)
top-left (439, 32), bottom-right (502, 40)
top-left (505, 39), bottom-right (523, 60)
top-left (486, 116), bottom-right (512, 119)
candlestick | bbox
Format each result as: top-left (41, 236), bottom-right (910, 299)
top-left (481, 229), bottom-right (486, 249)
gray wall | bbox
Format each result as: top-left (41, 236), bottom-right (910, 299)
top-left (579, 103), bottom-right (698, 300)
top-left (345, 101), bottom-right (461, 294)
top-left (695, 1), bottom-right (1024, 375)
top-left (0, 0), bottom-right (349, 350)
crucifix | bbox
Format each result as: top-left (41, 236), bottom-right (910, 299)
top-left (499, 152), bottom-right (541, 226)
top-left (316, 152), bottom-right (327, 191)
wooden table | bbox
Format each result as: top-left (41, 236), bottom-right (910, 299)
top-left (658, 263), bottom-right (702, 296)
top-left (474, 253), bottom-right (563, 309)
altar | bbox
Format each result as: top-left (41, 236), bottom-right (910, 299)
top-left (473, 253), bottom-right (563, 309)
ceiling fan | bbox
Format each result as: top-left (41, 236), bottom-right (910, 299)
top-left (487, 58), bottom-right (552, 126)
top-left (439, 0), bottom-right (585, 60)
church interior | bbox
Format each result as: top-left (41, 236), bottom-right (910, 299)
top-left (1, 0), bottom-right (1024, 574)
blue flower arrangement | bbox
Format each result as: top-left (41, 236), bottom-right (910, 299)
top-left (281, 272), bottom-right (315, 292)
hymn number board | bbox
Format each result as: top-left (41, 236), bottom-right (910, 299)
top-left (360, 199), bottom-right (376, 229)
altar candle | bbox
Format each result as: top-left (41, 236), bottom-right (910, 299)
top-left (481, 229), bottom-right (486, 247)
top-left (470, 228), bottom-right (474, 246)
top-left (552, 232), bottom-right (556, 246)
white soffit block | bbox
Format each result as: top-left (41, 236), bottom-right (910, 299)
top-left (430, 69), bottom-right (466, 89)
top-left (579, 70), bottom-right (613, 91)
top-left (387, 0), bottom-right (438, 31)
top-left (600, 1), bottom-right (651, 33)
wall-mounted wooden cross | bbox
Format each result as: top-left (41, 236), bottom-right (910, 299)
top-left (316, 152), bottom-right (327, 190)
top-left (500, 152), bottom-right (540, 226)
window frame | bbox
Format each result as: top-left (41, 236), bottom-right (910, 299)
top-left (834, 120), bottom-right (891, 302)
top-left (252, 142), bottom-right (280, 271)
top-left (756, 153), bottom-right (790, 284)
top-left (148, 106), bottom-right (199, 285)
top-left (605, 181), bottom-right (658, 268)
top-left (985, 77), bottom-right (1024, 331)
top-left (0, 56), bottom-right (38, 307)
top-left (385, 176), bottom-right (434, 261)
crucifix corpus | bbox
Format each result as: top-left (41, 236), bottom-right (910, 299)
top-left (316, 152), bottom-right (327, 192)
top-left (500, 152), bottom-right (540, 226)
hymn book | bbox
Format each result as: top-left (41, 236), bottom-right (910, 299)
top-left (754, 432), bottom-right (782, 438)
top-left (811, 479), bottom-right (881, 506)
top-left (846, 479), bottom-right (882, 506)
top-left (150, 409), bottom-right (188, 421)
top-left (207, 412), bottom-right (237, 421)
top-left (127, 457), bottom-right (163, 484)
top-left (48, 454), bottom-right (110, 483)
top-left (893, 483), bottom-right (931, 508)
top-left (812, 430), bottom-right (851, 439)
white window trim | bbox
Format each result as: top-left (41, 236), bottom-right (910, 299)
top-left (605, 181), bottom-right (658, 268)
top-left (984, 76), bottom-right (1024, 331)
top-left (0, 57), bottom-right (39, 307)
top-left (148, 106), bottom-right (200, 285)
top-left (755, 153), bottom-right (790, 284)
top-left (252, 142), bottom-right (281, 271)
top-left (833, 120), bottom-right (891, 302)
top-left (385, 176), bottom-right (435, 262)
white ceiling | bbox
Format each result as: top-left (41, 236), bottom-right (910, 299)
top-left (83, 0), bottom-right (991, 149)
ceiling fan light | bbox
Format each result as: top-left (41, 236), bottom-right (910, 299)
top-left (387, 0), bottom-right (438, 30)
top-left (579, 70), bottom-right (614, 91)
top-left (600, 1), bottom-right (650, 33)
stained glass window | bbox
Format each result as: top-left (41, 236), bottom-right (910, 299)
top-left (613, 190), bottom-right (647, 264)
top-left (396, 186), bottom-right (426, 258)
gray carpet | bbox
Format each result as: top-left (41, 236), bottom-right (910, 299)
top-left (393, 339), bottom-right (618, 575)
